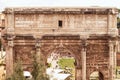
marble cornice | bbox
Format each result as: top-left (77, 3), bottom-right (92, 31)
top-left (3, 7), bottom-right (118, 14)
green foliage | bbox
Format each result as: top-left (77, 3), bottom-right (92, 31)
top-left (0, 40), bottom-right (1, 50)
top-left (6, 52), bottom-right (49, 80)
top-left (58, 58), bottom-right (75, 69)
top-left (31, 53), bottom-right (49, 80)
top-left (58, 58), bottom-right (75, 80)
top-left (119, 9), bottom-right (120, 12)
top-left (117, 9), bottom-right (120, 28)
top-left (6, 59), bottom-right (26, 80)
top-left (117, 18), bottom-right (120, 28)
top-left (47, 63), bottom-right (51, 68)
top-left (116, 66), bottom-right (120, 78)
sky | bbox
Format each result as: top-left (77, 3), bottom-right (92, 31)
top-left (0, 0), bottom-right (120, 11)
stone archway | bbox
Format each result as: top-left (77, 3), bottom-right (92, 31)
top-left (90, 71), bottom-right (104, 80)
top-left (46, 47), bottom-right (76, 80)
top-left (40, 38), bottom-right (82, 80)
top-left (3, 34), bottom-right (117, 80)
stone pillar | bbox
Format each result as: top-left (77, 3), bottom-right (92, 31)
top-left (35, 38), bottom-right (46, 74)
top-left (81, 40), bottom-right (87, 80)
top-left (35, 38), bottom-right (41, 61)
top-left (113, 41), bottom-right (117, 78)
top-left (5, 12), bottom-right (15, 77)
top-left (109, 40), bottom-right (114, 80)
top-left (5, 11), bottom-right (15, 77)
top-left (6, 39), bottom-right (14, 77)
top-left (107, 10), bottom-right (110, 34)
top-left (75, 67), bottom-right (82, 80)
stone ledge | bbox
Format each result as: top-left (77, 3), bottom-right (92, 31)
top-left (3, 7), bottom-right (118, 14)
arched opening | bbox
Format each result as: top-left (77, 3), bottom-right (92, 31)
top-left (90, 71), bottom-right (104, 80)
top-left (46, 48), bottom-right (76, 80)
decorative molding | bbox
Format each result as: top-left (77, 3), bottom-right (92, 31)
top-left (35, 41), bottom-right (41, 48)
top-left (3, 7), bottom-right (118, 15)
top-left (7, 34), bottom-right (15, 40)
top-left (6, 34), bottom-right (15, 47)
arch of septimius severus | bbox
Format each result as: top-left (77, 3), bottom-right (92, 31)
top-left (0, 7), bottom-right (119, 80)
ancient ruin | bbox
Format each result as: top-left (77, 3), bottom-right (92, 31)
top-left (1, 7), bottom-right (119, 80)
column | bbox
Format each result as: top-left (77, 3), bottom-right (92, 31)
top-left (5, 11), bottom-right (15, 78)
top-left (75, 67), bottom-right (82, 80)
top-left (109, 40), bottom-right (114, 80)
top-left (35, 38), bottom-right (46, 74)
top-left (113, 41), bottom-right (117, 79)
top-left (35, 38), bottom-right (41, 61)
top-left (6, 40), bottom-right (14, 77)
top-left (81, 40), bottom-right (87, 80)
top-left (107, 10), bottom-right (110, 34)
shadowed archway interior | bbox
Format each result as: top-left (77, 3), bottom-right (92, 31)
top-left (90, 71), bottom-right (104, 80)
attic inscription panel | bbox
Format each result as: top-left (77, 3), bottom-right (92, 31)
top-left (14, 14), bottom-right (107, 29)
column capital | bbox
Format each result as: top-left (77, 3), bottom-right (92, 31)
top-left (33, 34), bottom-right (42, 39)
top-left (7, 34), bottom-right (15, 41)
top-left (109, 40), bottom-right (116, 47)
top-left (80, 35), bottom-right (89, 49)
top-left (35, 39), bottom-right (41, 48)
top-left (34, 35), bottom-right (43, 48)
top-left (8, 40), bottom-right (14, 47)
top-left (81, 40), bottom-right (88, 51)
top-left (7, 34), bottom-right (15, 47)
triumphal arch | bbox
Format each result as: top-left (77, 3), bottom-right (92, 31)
top-left (1, 7), bottom-right (119, 80)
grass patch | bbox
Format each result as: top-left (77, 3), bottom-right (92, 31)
top-left (58, 58), bottom-right (75, 80)
top-left (116, 66), bottom-right (120, 78)
top-left (58, 58), bottom-right (75, 69)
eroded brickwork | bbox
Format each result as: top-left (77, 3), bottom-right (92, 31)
top-left (86, 39), bottom-right (109, 80)
top-left (14, 45), bottom-right (35, 64)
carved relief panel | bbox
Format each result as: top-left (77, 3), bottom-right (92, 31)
top-left (14, 45), bottom-right (35, 64)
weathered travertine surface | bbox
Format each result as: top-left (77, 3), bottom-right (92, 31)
top-left (1, 7), bottom-right (119, 80)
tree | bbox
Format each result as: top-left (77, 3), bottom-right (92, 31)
top-left (6, 52), bottom-right (49, 80)
top-left (6, 59), bottom-right (25, 80)
top-left (31, 53), bottom-right (49, 80)
top-left (117, 9), bottom-right (120, 28)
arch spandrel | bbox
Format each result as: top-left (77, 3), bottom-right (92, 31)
top-left (14, 45), bottom-right (35, 64)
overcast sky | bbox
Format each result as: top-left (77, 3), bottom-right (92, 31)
top-left (0, 0), bottom-right (120, 11)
